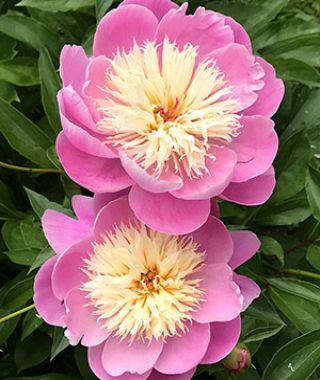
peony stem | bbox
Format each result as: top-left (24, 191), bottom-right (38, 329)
top-left (0, 304), bottom-right (35, 324)
top-left (0, 161), bottom-right (63, 174)
top-left (282, 268), bottom-right (320, 281)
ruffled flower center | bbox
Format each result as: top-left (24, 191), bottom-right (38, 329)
top-left (82, 223), bottom-right (205, 342)
top-left (96, 39), bottom-right (240, 178)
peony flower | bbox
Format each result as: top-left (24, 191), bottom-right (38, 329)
top-left (56, 0), bottom-right (284, 235)
top-left (34, 193), bottom-right (261, 380)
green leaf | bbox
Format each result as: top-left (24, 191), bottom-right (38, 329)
top-left (306, 243), bottom-right (320, 272)
top-left (25, 187), bottom-right (73, 219)
top-left (18, 0), bottom-right (95, 12)
top-left (260, 236), bottom-right (285, 266)
top-left (15, 331), bottom-right (51, 372)
top-left (0, 14), bottom-right (61, 59)
top-left (51, 327), bottom-right (69, 360)
top-left (0, 180), bottom-right (22, 219)
top-left (28, 247), bottom-right (55, 274)
top-left (21, 309), bottom-right (43, 340)
top-left (74, 346), bottom-right (98, 380)
top-left (0, 33), bottom-right (17, 61)
top-left (6, 375), bottom-right (76, 380)
top-left (0, 57), bottom-right (39, 87)
top-left (39, 48), bottom-right (61, 134)
top-left (96, 0), bottom-right (113, 21)
top-left (269, 278), bottom-right (320, 333)
top-left (0, 309), bottom-right (20, 344)
top-left (1, 277), bottom-right (34, 311)
top-left (0, 81), bottom-right (19, 103)
top-left (0, 97), bottom-right (53, 167)
top-left (262, 330), bottom-right (320, 380)
top-left (266, 57), bottom-right (320, 87)
top-left (306, 166), bottom-right (320, 222)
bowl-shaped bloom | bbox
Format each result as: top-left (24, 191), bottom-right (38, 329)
top-left (34, 193), bottom-right (261, 380)
top-left (56, 0), bottom-right (284, 235)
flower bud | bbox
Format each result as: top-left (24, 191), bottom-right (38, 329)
top-left (222, 343), bottom-right (251, 373)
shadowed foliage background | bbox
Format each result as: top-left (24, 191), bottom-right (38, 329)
top-left (0, 0), bottom-right (320, 379)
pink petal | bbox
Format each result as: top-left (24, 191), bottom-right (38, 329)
top-left (72, 195), bottom-right (95, 226)
top-left (120, 152), bottom-right (183, 193)
top-left (102, 336), bottom-right (163, 376)
top-left (120, 0), bottom-right (178, 21)
top-left (83, 55), bottom-right (111, 100)
top-left (230, 116), bottom-right (278, 183)
top-left (89, 345), bottom-right (151, 380)
top-left (94, 197), bottom-right (138, 243)
top-left (228, 231), bottom-right (260, 269)
top-left (129, 186), bottom-right (210, 235)
top-left (149, 369), bottom-right (196, 380)
top-left (58, 92), bottom-right (115, 158)
top-left (221, 15), bottom-right (252, 52)
top-left (210, 44), bottom-right (264, 111)
top-left (42, 209), bottom-right (92, 255)
top-left (60, 45), bottom-right (88, 93)
top-left (93, 5), bottom-right (158, 57)
top-left (93, 190), bottom-right (130, 216)
top-left (221, 166), bottom-right (276, 205)
top-left (201, 316), bottom-right (241, 364)
top-left (156, 5), bottom-right (234, 61)
top-left (51, 237), bottom-right (93, 301)
top-left (170, 147), bottom-right (237, 200)
top-left (192, 264), bottom-right (243, 323)
top-left (33, 256), bottom-right (66, 326)
top-left (154, 322), bottom-right (210, 374)
top-left (245, 57), bottom-right (285, 117)
top-left (192, 216), bottom-right (233, 265)
top-left (64, 288), bottom-right (110, 346)
top-left (56, 132), bottom-right (133, 193)
top-left (234, 274), bottom-right (260, 311)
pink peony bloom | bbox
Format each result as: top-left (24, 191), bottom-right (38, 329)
top-left (56, 0), bottom-right (284, 235)
top-left (34, 193), bottom-right (261, 380)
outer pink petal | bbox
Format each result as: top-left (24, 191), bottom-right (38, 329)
top-left (51, 237), bottom-right (93, 300)
top-left (192, 264), bottom-right (243, 324)
top-left (64, 288), bottom-right (110, 346)
top-left (102, 336), bottom-right (163, 376)
top-left (34, 256), bottom-right (66, 327)
top-left (83, 55), bottom-right (111, 100)
top-left (93, 5), bottom-right (158, 57)
top-left (221, 15), bottom-right (252, 52)
top-left (192, 216), bottom-right (233, 265)
top-left (42, 209), bottom-right (92, 255)
top-left (93, 190), bottom-right (130, 216)
top-left (230, 116), bottom-right (278, 183)
top-left (120, 0), bottom-right (178, 21)
top-left (149, 369), bottom-right (196, 380)
top-left (89, 345), bottom-right (151, 380)
top-left (228, 231), bottom-right (260, 269)
top-left (170, 147), bottom-right (237, 200)
top-left (56, 132), bottom-right (133, 193)
top-left (72, 195), bottom-right (95, 226)
top-left (129, 186), bottom-right (210, 235)
top-left (245, 57), bottom-right (285, 117)
top-left (58, 92), bottom-right (115, 158)
top-left (60, 45), bottom-right (88, 93)
top-left (221, 166), bottom-right (276, 205)
top-left (156, 5), bottom-right (234, 60)
top-left (94, 197), bottom-right (138, 243)
top-left (201, 317), bottom-right (241, 364)
top-left (210, 44), bottom-right (264, 111)
top-left (234, 274), bottom-right (261, 311)
top-left (154, 322), bottom-right (210, 374)
top-left (120, 152), bottom-right (183, 193)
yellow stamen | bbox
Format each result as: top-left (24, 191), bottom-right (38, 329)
top-left (96, 39), bottom-right (240, 178)
top-left (82, 224), bottom-right (205, 342)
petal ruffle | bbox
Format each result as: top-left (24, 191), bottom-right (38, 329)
top-left (234, 274), bottom-right (261, 311)
top-left (120, 0), bottom-right (178, 21)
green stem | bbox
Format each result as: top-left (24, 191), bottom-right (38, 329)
top-left (282, 269), bottom-right (320, 281)
top-left (0, 304), bottom-right (35, 324)
top-left (0, 161), bottom-right (63, 174)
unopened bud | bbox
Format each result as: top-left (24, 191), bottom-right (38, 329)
top-left (222, 343), bottom-right (251, 373)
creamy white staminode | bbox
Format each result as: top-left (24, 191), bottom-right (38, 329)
top-left (82, 223), bottom-right (205, 342)
top-left (97, 39), bottom-right (240, 179)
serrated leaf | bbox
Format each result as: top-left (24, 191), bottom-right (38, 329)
top-left (39, 48), bottom-right (61, 134)
top-left (0, 97), bottom-right (53, 167)
top-left (18, 0), bottom-right (95, 12)
top-left (0, 57), bottom-right (39, 86)
top-left (262, 330), bottom-right (320, 380)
